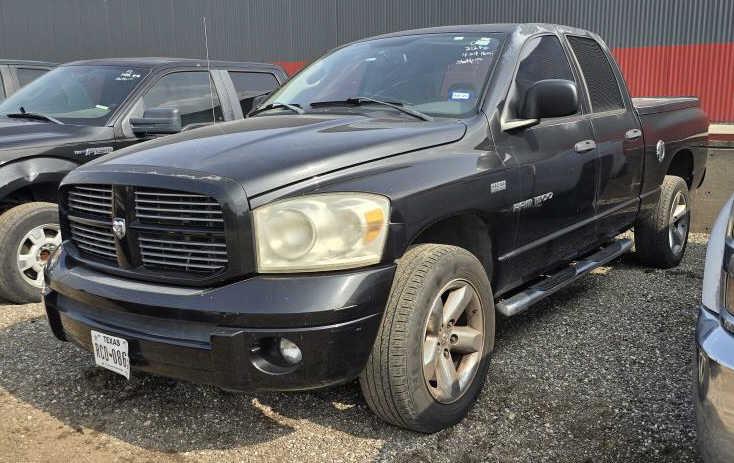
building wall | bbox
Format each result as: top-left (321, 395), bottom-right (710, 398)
top-left (0, 0), bottom-right (732, 120)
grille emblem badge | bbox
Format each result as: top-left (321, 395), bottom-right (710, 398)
top-left (112, 218), bottom-right (126, 240)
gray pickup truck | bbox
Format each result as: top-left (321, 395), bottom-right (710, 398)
top-left (0, 58), bottom-right (286, 303)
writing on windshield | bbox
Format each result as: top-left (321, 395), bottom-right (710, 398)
top-left (0, 65), bottom-right (149, 126)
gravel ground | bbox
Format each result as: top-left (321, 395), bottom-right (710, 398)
top-left (0, 234), bottom-right (708, 463)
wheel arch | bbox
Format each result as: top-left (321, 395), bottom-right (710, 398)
top-left (666, 148), bottom-right (694, 189)
top-left (0, 157), bottom-right (78, 213)
top-left (407, 212), bottom-right (495, 281)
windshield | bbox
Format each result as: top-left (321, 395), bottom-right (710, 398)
top-left (0, 65), bottom-right (149, 125)
top-left (264, 33), bottom-right (503, 118)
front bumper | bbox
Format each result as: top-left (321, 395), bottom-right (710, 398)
top-left (696, 305), bottom-right (734, 462)
top-left (44, 246), bottom-right (395, 391)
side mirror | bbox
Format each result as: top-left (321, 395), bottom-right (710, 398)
top-left (247, 92), bottom-right (271, 116)
top-left (130, 108), bottom-right (182, 136)
top-left (520, 79), bottom-right (578, 119)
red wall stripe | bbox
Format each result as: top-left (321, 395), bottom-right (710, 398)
top-left (274, 42), bottom-right (734, 122)
top-left (613, 42), bottom-right (734, 123)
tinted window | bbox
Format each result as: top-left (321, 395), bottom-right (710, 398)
top-left (142, 72), bottom-right (223, 127)
top-left (229, 71), bottom-right (279, 114)
top-left (16, 67), bottom-right (49, 87)
top-left (265, 33), bottom-right (503, 118)
top-left (567, 36), bottom-right (625, 112)
top-left (512, 35), bottom-right (576, 117)
top-left (0, 65), bottom-right (148, 125)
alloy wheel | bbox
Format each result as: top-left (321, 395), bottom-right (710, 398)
top-left (16, 224), bottom-right (61, 289)
top-left (422, 279), bottom-right (484, 404)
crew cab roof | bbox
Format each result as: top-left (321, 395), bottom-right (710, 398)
top-left (0, 59), bottom-right (57, 67)
top-left (360, 23), bottom-right (595, 41)
top-left (60, 57), bottom-right (284, 73)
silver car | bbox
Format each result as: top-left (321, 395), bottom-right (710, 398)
top-left (697, 193), bottom-right (734, 462)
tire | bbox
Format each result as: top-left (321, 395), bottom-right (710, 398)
top-left (359, 244), bottom-right (495, 433)
top-left (0, 202), bottom-right (60, 304)
top-left (634, 175), bottom-right (691, 269)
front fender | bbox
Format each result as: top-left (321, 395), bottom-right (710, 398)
top-left (0, 157), bottom-right (80, 200)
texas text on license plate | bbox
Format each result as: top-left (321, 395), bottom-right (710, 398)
top-left (91, 330), bottom-right (130, 379)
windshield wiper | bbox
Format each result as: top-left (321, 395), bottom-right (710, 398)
top-left (309, 97), bottom-right (433, 121)
top-left (249, 102), bottom-right (304, 116)
top-left (5, 112), bottom-right (64, 125)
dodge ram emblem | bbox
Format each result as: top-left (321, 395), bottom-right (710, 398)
top-left (112, 218), bottom-right (126, 240)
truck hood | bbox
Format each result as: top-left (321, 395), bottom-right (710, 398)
top-left (88, 114), bottom-right (467, 197)
top-left (0, 118), bottom-right (112, 165)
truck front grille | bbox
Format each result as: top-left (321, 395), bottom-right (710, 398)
top-left (65, 185), bottom-right (228, 278)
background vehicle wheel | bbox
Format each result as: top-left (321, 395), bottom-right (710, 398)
top-left (359, 244), bottom-right (495, 433)
top-left (634, 175), bottom-right (690, 268)
top-left (0, 202), bottom-right (60, 304)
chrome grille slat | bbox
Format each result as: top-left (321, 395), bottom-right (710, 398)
top-left (136, 206), bottom-right (222, 215)
top-left (139, 243), bottom-right (227, 255)
top-left (135, 192), bottom-right (209, 198)
top-left (67, 185), bottom-right (116, 261)
top-left (135, 213), bottom-right (224, 222)
top-left (69, 191), bottom-right (112, 201)
top-left (138, 236), bottom-right (226, 248)
top-left (71, 230), bottom-right (115, 244)
top-left (76, 244), bottom-right (117, 258)
top-left (67, 203), bottom-right (113, 215)
top-left (140, 251), bottom-right (228, 263)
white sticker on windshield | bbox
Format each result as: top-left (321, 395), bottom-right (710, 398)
top-left (474, 37), bottom-right (491, 46)
top-left (453, 36), bottom-right (465, 41)
top-left (115, 69), bottom-right (141, 81)
top-left (451, 91), bottom-right (471, 100)
top-left (95, 104), bottom-right (109, 110)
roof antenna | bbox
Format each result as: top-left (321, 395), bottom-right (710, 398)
top-left (202, 16), bottom-right (215, 125)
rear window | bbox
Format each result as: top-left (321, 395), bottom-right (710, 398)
top-left (567, 36), bottom-right (625, 113)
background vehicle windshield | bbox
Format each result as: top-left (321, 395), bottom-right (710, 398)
top-left (0, 65), bottom-right (149, 125)
top-left (265, 33), bottom-right (503, 118)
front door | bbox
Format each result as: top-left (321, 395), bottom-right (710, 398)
top-left (493, 34), bottom-right (599, 284)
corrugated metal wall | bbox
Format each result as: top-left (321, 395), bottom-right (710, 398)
top-left (0, 0), bottom-right (731, 120)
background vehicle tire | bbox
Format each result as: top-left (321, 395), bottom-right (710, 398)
top-left (0, 202), bottom-right (60, 304)
top-left (359, 244), bottom-right (495, 433)
top-left (634, 175), bottom-right (690, 269)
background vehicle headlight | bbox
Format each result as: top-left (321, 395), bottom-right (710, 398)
top-left (253, 193), bottom-right (390, 272)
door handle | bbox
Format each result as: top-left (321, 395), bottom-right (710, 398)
top-left (574, 139), bottom-right (596, 153)
top-left (624, 128), bottom-right (642, 140)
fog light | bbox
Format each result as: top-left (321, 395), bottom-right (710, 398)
top-left (279, 338), bottom-right (302, 365)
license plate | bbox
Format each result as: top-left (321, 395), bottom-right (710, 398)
top-left (90, 330), bottom-right (130, 379)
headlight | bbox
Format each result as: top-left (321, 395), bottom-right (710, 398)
top-left (253, 193), bottom-right (390, 272)
top-left (703, 195), bottom-right (734, 313)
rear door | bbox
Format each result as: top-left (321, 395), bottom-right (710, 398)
top-left (494, 34), bottom-right (599, 282)
top-left (565, 35), bottom-right (644, 240)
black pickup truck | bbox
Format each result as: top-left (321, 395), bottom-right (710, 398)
top-left (44, 24), bottom-right (708, 432)
top-left (0, 58), bottom-right (286, 303)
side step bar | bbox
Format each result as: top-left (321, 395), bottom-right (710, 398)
top-left (495, 238), bottom-right (633, 317)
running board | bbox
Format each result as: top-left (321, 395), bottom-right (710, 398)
top-left (495, 238), bottom-right (633, 317)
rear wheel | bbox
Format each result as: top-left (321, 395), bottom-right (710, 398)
top-left (0, 202), bottom-right (60, 304)
top-left (359, 244), bottom-right (495, 432)
top-left (634, 175), bottom-right (690, 268)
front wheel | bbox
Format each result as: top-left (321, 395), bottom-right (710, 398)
top-left (0, 202), bottom-right (60, 304)
top-left (634, 175), bottom-right (691, 268)
top-left (359, 244), bottom-right (495, 432)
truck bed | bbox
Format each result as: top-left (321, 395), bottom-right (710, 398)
top-left (633, 97), bottom-right (700, 115)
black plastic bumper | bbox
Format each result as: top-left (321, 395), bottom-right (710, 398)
top-left (44, 246), bottom-right (395, 391)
